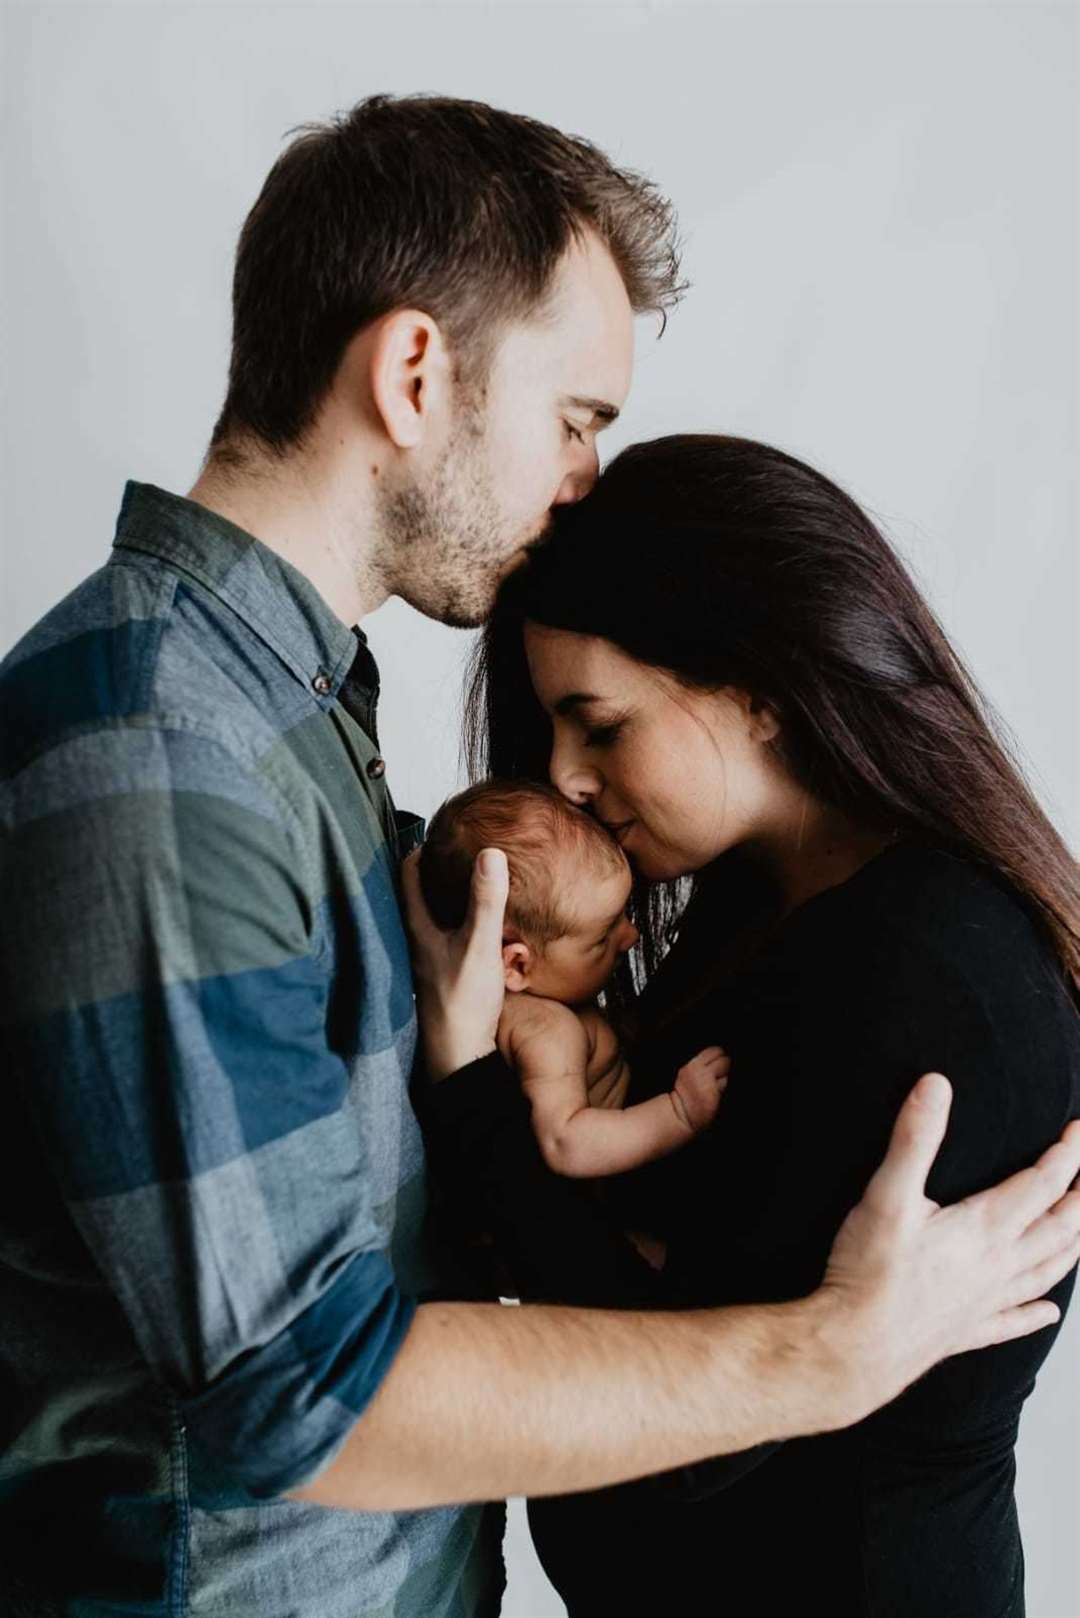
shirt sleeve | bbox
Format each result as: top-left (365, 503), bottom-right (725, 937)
top-left (3, 722), bottom-right (415, 1498)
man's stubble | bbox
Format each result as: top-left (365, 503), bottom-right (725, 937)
top-left (376, 404), bottom-right (548, 630)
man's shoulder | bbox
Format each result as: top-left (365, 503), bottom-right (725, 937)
top-left (1, 550), bottom-right (300, 798)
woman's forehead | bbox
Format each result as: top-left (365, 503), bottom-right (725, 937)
top-left (524, 623), bottom-right (645, 699)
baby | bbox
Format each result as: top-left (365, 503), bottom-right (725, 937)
top-left (419, 780), bottom-right (728, 1180)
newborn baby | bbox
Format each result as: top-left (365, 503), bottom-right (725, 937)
top-left (419, 780), bottom-right (728, 1179)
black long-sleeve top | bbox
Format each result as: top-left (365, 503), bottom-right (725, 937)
top-left (422, 843), bottom-right (1080, 1618)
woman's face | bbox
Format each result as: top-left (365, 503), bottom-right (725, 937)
top-left (525, 623), bottom-right (785, 881)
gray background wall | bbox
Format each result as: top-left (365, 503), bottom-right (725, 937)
top-left (2, 2), bottom-right (1077, 1613)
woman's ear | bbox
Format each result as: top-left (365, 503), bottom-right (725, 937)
top-left (367, 308), bottom-right (451, 450)
top-left (502, 939), bottom-right (533, 993)
top-left (749, 699), bottom-right (781, 744)
top-left (726, 687), bottom-right (781, 744)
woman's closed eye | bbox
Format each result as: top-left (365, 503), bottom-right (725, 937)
top-left (583, 720), bottom-right (624, 748)
top-left (563, 421), bottom-right (587, 445)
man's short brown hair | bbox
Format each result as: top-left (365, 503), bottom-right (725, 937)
top-left (210, 93), bottom-right (683, 457)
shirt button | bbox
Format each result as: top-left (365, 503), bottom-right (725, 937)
top-left (312, 671), bottom-right (332, 696)
top-left (367, 757), bottom-right (386, 780)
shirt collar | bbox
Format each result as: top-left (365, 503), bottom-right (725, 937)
top-left (112, 480), bottom-right (361, 700)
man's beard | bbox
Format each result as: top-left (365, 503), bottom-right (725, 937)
top-left (376, 417), bottom-right (542, 629)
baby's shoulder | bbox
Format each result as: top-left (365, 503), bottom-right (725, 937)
top-left (497, 992), bottom-right (586, 1059)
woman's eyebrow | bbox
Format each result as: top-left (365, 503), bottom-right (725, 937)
top-left (554, 692), bottom-right (600, 716)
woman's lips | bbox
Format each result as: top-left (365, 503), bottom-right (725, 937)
top-left (602, 819), bottom-right (635, 845)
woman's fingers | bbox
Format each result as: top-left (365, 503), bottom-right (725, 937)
top-left (861, 1073), bottom-right (953, 1220)
top-left (962, 1122), bottom-right (1080, 1239)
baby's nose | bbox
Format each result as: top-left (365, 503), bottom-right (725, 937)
top-left (619, 921), bottom-right (640, 953)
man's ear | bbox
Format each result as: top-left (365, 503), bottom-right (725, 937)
top-left (502, 939), bottom-right (534, 993)
top-left (368, 308), bottom-right (451, 449)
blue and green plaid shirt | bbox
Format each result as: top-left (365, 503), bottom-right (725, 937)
top-left (0, 483), bottom-right (504, 1617)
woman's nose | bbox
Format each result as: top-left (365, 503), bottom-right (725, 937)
top-left (549, 737), bottom-right (601, 806)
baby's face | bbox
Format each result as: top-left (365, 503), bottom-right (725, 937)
top-left (520, 857), bottom-right (639, 1006)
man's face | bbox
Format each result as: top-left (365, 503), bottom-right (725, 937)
top-left (384, 229), bottom-right (635, 627)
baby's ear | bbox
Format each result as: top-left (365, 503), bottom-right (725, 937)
top-left (502, 939), bottom-right (532, 993)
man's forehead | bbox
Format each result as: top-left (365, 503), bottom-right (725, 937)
top-left (499, 230), bottom-right (634, 403)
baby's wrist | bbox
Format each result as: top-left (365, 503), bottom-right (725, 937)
top-left (668, 1087), bottom-right (695, 1133)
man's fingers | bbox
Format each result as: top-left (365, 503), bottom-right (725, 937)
top-left (966, 1122), bottom-right (1080, 1238)
top-left (463, 846), bottom-right (510, 956)
top-left (863, 1073), bottom-right (953, 1219)
top-left (963, 1300), bottom-right (1062, 1353)
top-left (1016, 1185), bottom-right (1080, 1266)
top-left (1003, 1233), bottom-right (1080, 1313)
top-left (399, 848), bottom-right (439, 949)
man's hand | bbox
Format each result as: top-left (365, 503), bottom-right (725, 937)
top-left (815, 1072), bottom-right (1080, 1423)
top-left (400, 845), bottom-right (509, 1080)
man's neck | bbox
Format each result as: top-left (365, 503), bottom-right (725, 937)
top-left (187, 438), bottom-right (389, 626)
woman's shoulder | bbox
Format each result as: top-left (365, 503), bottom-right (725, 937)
top-left (787, 840), bottom-right (1067, 997)
top-left (739, 842), bottom-right (1078, 1205)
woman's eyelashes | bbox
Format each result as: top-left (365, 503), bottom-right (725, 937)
top-left (563, 421), bottom-right (587, 445)
top-left (583, 719), bottom-right (625, 748)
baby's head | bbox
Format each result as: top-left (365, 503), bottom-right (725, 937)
top-left (420, 780), bottom-right (639, 1005)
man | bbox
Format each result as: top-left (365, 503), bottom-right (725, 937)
top-left (2, 93), bottom-right (1078, 1618)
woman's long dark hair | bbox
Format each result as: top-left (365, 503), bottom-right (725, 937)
top-left (465, 435), bottom-right (1080, 995)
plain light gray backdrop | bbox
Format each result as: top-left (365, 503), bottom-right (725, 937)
top-left (2, 2), bottom-right (1077, 1614)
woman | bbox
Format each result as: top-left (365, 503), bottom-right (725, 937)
top-left (422, 435), bottom-right (1080, 1617)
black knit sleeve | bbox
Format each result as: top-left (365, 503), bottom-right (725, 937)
top-left (418, 1051), bottom-right (664, 1309)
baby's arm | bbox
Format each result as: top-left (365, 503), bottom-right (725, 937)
top-left (500, 998), bottom-right (727, 1179)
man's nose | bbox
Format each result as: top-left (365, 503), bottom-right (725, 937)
top-left (551, 445), bottom-right (600, 507)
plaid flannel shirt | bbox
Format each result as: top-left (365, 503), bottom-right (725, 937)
top-left (0, 482), bottom-right (503, 1618)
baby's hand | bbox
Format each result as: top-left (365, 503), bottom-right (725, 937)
top-left (671, 1046), bottom-right (730, 1134)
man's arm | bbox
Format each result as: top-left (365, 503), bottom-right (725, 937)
top-left (292, 1072), bottom-right (1080, 1510)
top-left (283, 854), bottom-right (1080, 1513)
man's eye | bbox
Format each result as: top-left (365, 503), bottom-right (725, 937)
top-left (584, 722), bottom-right (623, 748)
top-left (563, 421), bottom-right (587, 445)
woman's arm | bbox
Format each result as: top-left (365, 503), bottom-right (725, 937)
top-left (420, 1050), bottom-right (668, 1308)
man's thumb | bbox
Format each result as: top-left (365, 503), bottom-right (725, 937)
top-left (465, 846), bottom-right (509, 947)
top-left (865, 1072), bottom-right (952, 1219)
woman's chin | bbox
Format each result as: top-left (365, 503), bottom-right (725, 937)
top-left (629, 847), bottom-right (689, 883)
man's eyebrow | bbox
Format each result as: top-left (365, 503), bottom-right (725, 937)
top-left (562, 394), bottom-right (620, 425)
